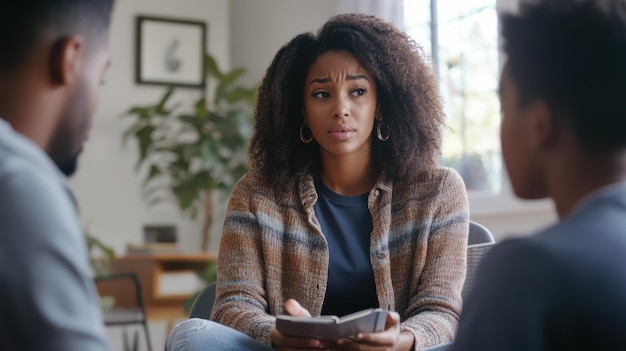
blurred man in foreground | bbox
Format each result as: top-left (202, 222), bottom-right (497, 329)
top-left (0, 1), bottom-right (115, 350)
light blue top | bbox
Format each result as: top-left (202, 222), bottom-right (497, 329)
top-left (451, 181), bottom-right (626, 350)
top-left (314, 178), bottom-right (378, 317)
top-left (0, 119), bottom-right (109, 350)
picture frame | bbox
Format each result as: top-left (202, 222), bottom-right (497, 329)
top-left (135, 16), bottom-right (206, 88)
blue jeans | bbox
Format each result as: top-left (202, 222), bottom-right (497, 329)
top-left (165, 318), bottom-right (275, 351)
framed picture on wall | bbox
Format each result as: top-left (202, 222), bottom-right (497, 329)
top-left (136, 15), bottom-right (206, 88)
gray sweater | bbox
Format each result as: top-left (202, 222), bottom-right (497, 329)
top-left (0, 119), bottom-right (108, 351)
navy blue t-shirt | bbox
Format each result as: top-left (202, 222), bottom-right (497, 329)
top-left (314, 178), bottom-right (379, 317)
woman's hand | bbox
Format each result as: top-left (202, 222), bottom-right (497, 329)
top-left (333, 312), bottom-right (415, 351)
top-left (270, 299), bottom-right (330, 351)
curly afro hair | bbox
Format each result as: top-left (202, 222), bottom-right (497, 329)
top-left (249, 13), bottom-right (445, 184)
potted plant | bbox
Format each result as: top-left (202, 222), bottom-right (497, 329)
top-left (122, 53), bottom-right (257, 252)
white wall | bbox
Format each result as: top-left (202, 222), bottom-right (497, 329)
top-left (230, 0), bottom-right (342, 87)
top-left (68, 0), bottom-right (230, 256)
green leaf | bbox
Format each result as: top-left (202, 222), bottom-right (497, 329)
top-left (156, 87), bottom-right (175, 114)
top-left (173, 181), bottom-right (201, 211)
top-left (192, 171), bottom-right (217, 192)
top-left (143, 164), bottom-right (162, 186)
top-left (178, 115), bottom-right (204, 130)
top-left (205, 54), bottom-right (223, 80)
top-left (215, 85), bottom-right (227, 105)
top-left (126, 106), bottom-right (153, 119)
top-left (194, 97), bottom-right (208, 118)
top-left (214, 111), bottom-right (248, 141)
top-left (142, 183), bottom-right (170, 203)
top-left (200, 139), bottom-right (220, 169)
top-left (135, 125), bottom-right (156, 167)
top-left (121, 121), bottom-right (147, 146)
top-left (181, 143), bottom-right (200, 160)
top-left (225, 86), bottom-right (256, 104)
top-left (228, 109), bottom-right (253, 129)
top-left (85, 235), bottom-right (116, 262)
top-left (218, 68), bottom-right (246, 90)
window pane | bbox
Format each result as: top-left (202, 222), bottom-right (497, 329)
top-left (404, 0), bottom-right (501, 193)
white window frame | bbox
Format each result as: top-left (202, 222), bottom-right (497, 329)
top-left (404, 0), bottom-right (554, 217)
top-left (473, 0), bottom-right (553, 217)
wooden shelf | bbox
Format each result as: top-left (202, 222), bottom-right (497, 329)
top-left (110, 252), bottom-right (217, 312)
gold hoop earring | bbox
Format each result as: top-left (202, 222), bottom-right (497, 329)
top-left (300, 124), bottom-right (313, 144)
top-left (376, 120), bottom-right (390, 141)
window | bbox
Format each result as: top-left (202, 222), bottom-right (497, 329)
top-left (404, 0), bottom-right (501, 194)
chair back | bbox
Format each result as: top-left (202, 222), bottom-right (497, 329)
top-left (94, 272), bottom-right (153, 351)
top-left (462, 221), bottom-right (496, 301)
top-left (189, 282), bottom-right (216, 320)
top-left (422, 222), bottom-right (496, 351)
top-left (468, 221), bottom-right (495, 245)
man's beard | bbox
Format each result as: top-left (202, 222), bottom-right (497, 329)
top-left (48, 116), bottom-right (85, 177)
top-left (49, 77), bottom-right (89, 177)
top-left (56, 150), bottom-right (81, 176)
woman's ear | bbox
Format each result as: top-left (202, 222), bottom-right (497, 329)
top-left (375, 104), bottom-right (383, 121)
top-left (49, 35), bottom-right (84, 85)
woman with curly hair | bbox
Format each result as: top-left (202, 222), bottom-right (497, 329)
top-left (166, 13), bottom-right (469, 351)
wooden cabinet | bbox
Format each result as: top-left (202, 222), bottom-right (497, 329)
top-left (109, 253), bottom-right (217, 331)
top-left (110, 253), bottom-right (217, 307)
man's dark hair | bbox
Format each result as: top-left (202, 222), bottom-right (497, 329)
top-left (0, 0), bottom-right (114, 70)
top-left (502, 0), bottom-right (626, 153)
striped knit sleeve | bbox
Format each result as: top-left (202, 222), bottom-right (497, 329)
top-left (210, 173), bottom-right (276, 346)
top-left (400, 168), bottom-right (470, 350)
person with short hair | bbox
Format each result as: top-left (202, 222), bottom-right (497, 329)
top-left (450, 0), bottom-right (626, 350)
top-left (0, 1), bottom-right (114, 350)
top-left (167, 13), bottom-right (469, 351)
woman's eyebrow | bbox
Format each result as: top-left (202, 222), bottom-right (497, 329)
top-left (309, 77), bottom-right (331, 85)
top-left (346, 74), bottom-right (369, 81)
top-left (308, 74), bottom-right (369, 86)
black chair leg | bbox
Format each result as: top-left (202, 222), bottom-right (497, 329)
top-left (142, 322), bottom-right (153, 351)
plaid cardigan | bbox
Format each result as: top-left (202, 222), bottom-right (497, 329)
top-left (211, 167), bottom-right (469, 350)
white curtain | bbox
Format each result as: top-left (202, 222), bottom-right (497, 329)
top-left (336, 0), bottom-right (405, 29)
